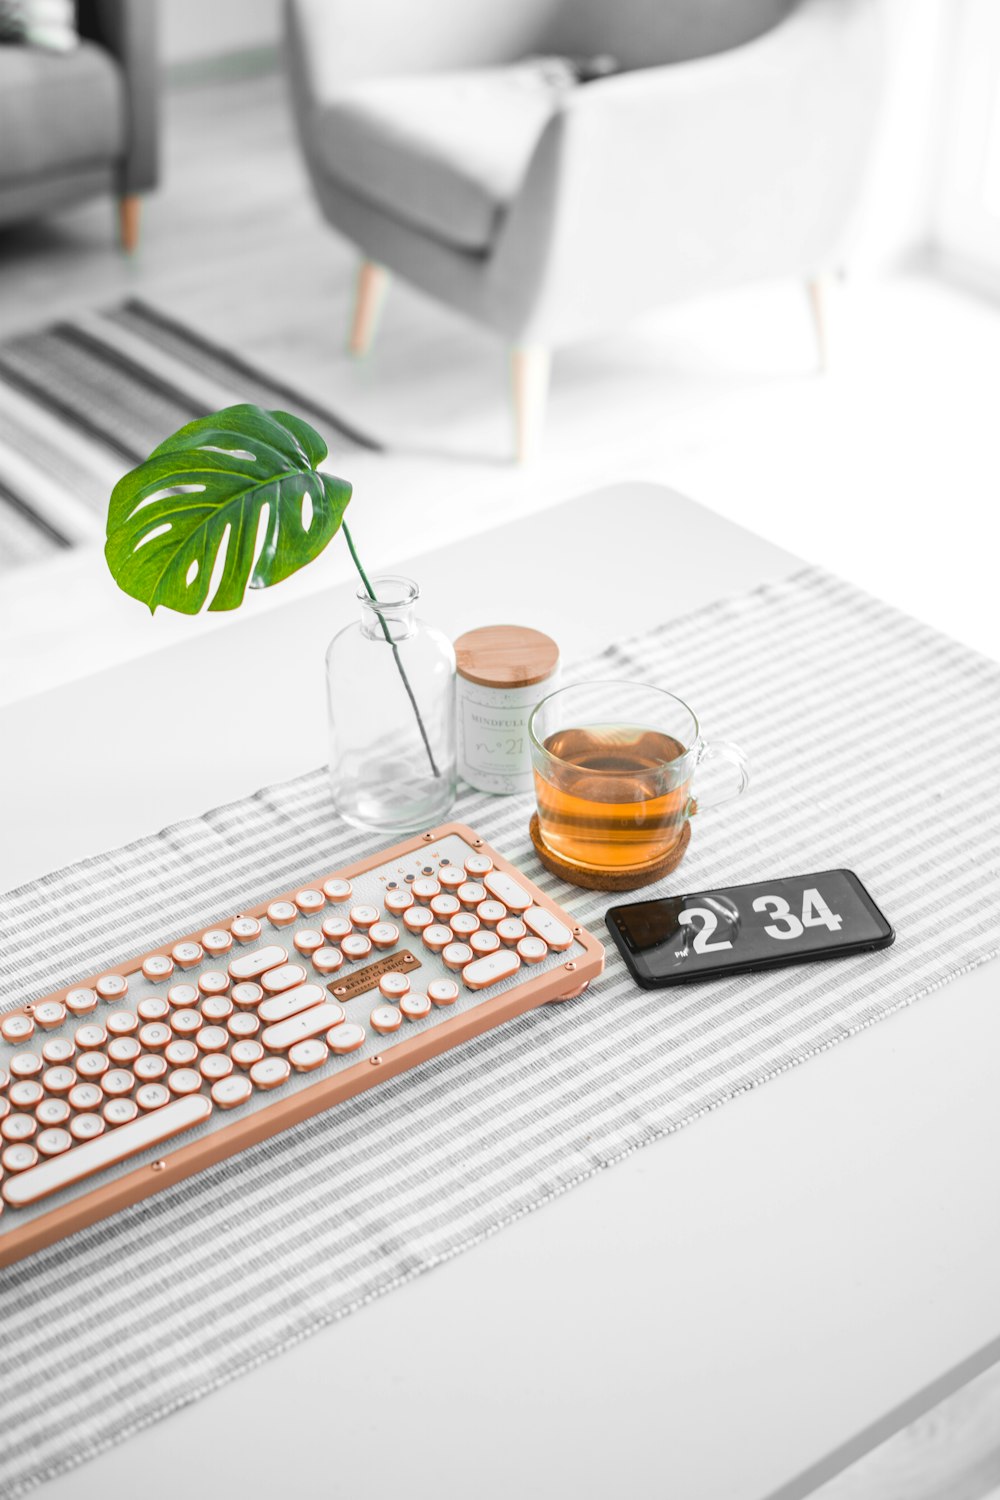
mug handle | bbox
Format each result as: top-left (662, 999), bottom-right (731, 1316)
top-left (689, 739), bottom-right (750, 814)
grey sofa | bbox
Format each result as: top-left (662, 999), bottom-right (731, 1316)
top-left (285, 0), bottom-right (883, 457)
top-left (0, 0), bottom-right (159, 250)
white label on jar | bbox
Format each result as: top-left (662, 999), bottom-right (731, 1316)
top-left (457, 673), bottom-right (558, 795)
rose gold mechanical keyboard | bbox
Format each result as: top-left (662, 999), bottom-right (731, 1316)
top-left (0, 823), bottom-right (604, 1267)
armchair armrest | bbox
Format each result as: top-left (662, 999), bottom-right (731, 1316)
top-left (77, 0), bottom-right (160, 194)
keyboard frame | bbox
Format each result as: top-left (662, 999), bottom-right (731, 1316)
top-left (0, 823), bottom-right (604, 1268)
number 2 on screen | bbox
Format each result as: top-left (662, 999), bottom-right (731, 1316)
top-left (677, 907), bottom-right (733, 953)
top-left (752, 888), bottom-right (843, 940)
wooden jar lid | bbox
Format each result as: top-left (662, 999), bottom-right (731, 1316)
top-left (454, 625), bottom-right (559, 689)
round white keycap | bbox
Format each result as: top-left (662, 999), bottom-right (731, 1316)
top-left (201, 995), bottom-right (234, 1022)
top-left (9, 1081), bottom-right (43, 1109)
top-left (450, 913), bottom-right (480, 938)
top-left (106, 1010), bottom-right (138, 1037)
top-left (231, 916), bottom-right (262, 943)
top-left (422, 924), bottom-right (454, 953)
top-left (341, 934), bottom-right (372, 961)
top-left (399, 992), bottom-right (432, 1021)
top-left (65, 987), bottom-right (98, 1015)
top-left (70, 1113), bottom-right (105, 1142)
top-left (195, 1026), bottom-right (229, 1054)
top-left (295, 889), bottom-right (325, 915)
top-left (198, 970), bottom-right (230, 996)
top-left (103, 1098), bottom-right (138, 1126)
top-left (36, 1098), bottom-right (70, 1127)
top-left (497, 917), bottom-right (527, 946)
top-left (438, 864), bottom-right (466, 889)
top-left (369, 922), bottom-right (400, 950)
top-left (202, 929), bottom-right (233, 956)
top-left (384, 889), bottom-right (414, 914)
top-left (171, 942), bottom-right (204, 969)
top-left (349, 905), bottom-right (380, 929)
top-left (312, 947), bottom-right (344, 976)
top-left (411, 877), bottom-right (440, 900)
top-left (136, 1083), bottom-right (170, 1111)
top-left (168, 1068), bottom-right (202, 1096)
top-left (231, 982), bottom-right (263, 1009)
top-left (470, 930), bottom-right (501, 957)
top-left (170, 1009), bottom-right (201, 1037)
top-left (2, 1144), bottom-right (38, 1173)
top-left (69, 1083), bottom-right (103, 1111)
top-left (267, 901), bottom-right (298, 927)
top-left (457, 882), bottom-right (487, 908)
top-left (75, 1024), bottom-right (107, 1050)
top-left (2, 1115), bottom-right (36, 1142)
top-left (106, 1037), bottom-right (139, 1067)
top-left (322, 878), bottom-right (353, 903)
top-left (250, 1056), bottom-right (290, 1090)
top-left (378, 971), bottom-right (410, 1000)
top-left (139, 1023), bottom-right (171, 1050)
top-left (289, 1039), bottom-right (328, 1072)
top-left (430, 894), bottom-right (461, 920)
top-left (442, 942), bottom-right (474, 971)
top-left (142, 954), bottom-right (174, 982)
top-left (261, 963), bottom-right (308, 995)
top-left (328, 1023), bottom-right (365, 1054)
top-left (228, 1012), bottom-right (260, 1039)
top-left (322, 915), bottom-right (352, 942)
top-left (212, 1075), bottom-right (253, 1109)
top-left (41, 1037), bottom-right (75, 1065)
top-left (96, 974), bottom-right (128, 1000)
top-left (134, 1055), bottom-right (167, 1082)
top-left (476, 901), bottom-right (507, 927)
top-left (101, 1068), bottom-right (135, 1097)
top-left (36, 1127), bottom-right (72, 1157)
top-left (137, 997), bottom-right (170, 1022)
top-left (76, 1052), bottom-right (109, 1079)
top-left (165, 1039), bottom-right (199, 1067)
top-left (200, 1053), bottom-right (232, 1082)
top-left (231, 1040), bottom-right (265, 1070)
top-left (403, 907), bottom-right (434, 933)
top-left (33, 1001), bottom-right (67, 1030)
top-left (42, 1067), bottom-right (77, 1096)
top-left (1, 1015), bottom-right (33, 1043)
top-left (294, 928), bottom-right (325, 955)
top-left (517, 936), bottom-right (549, 964)
top-left (167, 982), bottom-right (200, 1008)
top-left (10, 1052), bottom-right (42, 1079)
top-left (464, 852), bottom-right (494, 877)
top-left (427, 979), bottom-right (459, 1007)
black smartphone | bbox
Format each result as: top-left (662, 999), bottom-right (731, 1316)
top-left (606, 869), bottom-right (894, 989)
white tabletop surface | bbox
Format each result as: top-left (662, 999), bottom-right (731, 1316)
top-left (4, 484), bottom-right (999, 1500)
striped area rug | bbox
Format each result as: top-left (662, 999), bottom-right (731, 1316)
top-left (2, 569), bottom-right (999, 1496)
top-left (0, 298), bottom-right (380, 572)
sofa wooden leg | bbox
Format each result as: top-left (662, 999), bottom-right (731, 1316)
top-left (806, 276), bottom-right (830, 373)
top-left (118, 195), bottom-right (141, 254)
top-left (349, 261), bottom-right (388, 355)
top-left (511, 345), bottom-right (550, 463)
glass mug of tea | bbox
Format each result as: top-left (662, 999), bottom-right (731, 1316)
top-left (528, 681), bottom-right (749, 886)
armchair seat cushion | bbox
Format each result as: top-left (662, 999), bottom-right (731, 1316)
top-left (312, 64), bottom-right (568, 252)
top-left (0, 39), bottom-right (123, 186)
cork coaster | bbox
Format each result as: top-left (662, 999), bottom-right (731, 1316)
top-left (529, 815), bottom-right (692, 892)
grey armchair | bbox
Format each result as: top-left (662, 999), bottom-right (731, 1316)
top-left (0, 0), bottom-right (159, 251)
top-left (286, 0), bottom-right (882, 457)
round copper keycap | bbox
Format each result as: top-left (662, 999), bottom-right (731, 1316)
top-left (289, 1038), bottom-right (328, 1073)
top-left (442, 942), bottom-right (474, 972)
top-left (108, 1036), bottom-right (142, 1065)
top-left (134, 1054), bottom-right (167, 1082)
top-left (403, 907), bottom-right (434, 934)
top-left (36, 1127), bottom-right (72, 1157)
top-left (69, 1082), bottom-right (104, 1112)
top-left (250, 1056), bottom-right (290, 1090)
top-left (41, 1036), bottom-right (75, 1066)
top-left (378, 972), bottom-right (411, 1001)
top-left (41, 1067), bottom-right (77, 1096)
top-left (168, 1068), bottom-right (202, 1096)
top-left (102, 1069), bottom-right (136, 1098)
top-left (411, 877), bottom-right (440, 901)
top-left (2, 1143), bottom-right (38, 1173)
top-left (267, 901), bottom-right (298, 928)
top-left (36, 1098), bottom-right (70, 1127)
top-left (202, 929), bottom-right (234, 957)
top-left (496, 917), bottom-right (527, 946)
top-left (212, 1075), bottom-right (253, 1109)
top-left (399, 992), bottom-right (432, 1021)
top-left (427, 979), bottom-right (460, 1007)
top-left (137, 997), bottom-right (170, 1022)
top-left (103, 1097), bottom-right (139, 1126)
top-left (198, 971), bottom-right (230, 997)
top-left (195, 1026), bottom-right (229, 1054)
top-left (199, 1053), bottom-right (232, 1082)
top-left (231, 1039), bottom-right (265, 1070)
top-left (167, 982), bottom-right (200, 1009)
top-left (65, 987), bottom-right (98, 1016)
top-left (1, 1014), bottom-right (34, 1044)
top-left (165, 1039), bottom-right (199, 1067)
top-left (517, 937), bottom-right (549, 965)
top-left (449, 912), bottom-right (480, 938)
top-left (349, 905), bottom-right (380, 930)
top-left (422, 924), bottom-right (453, 954)
top-left (136, 1083), bottom-right (171, 1111)
top-left (227, 1012), bottom-right (260, 1039)
top-left (341, 934), bottom-right (372, 962)
top-left (457, 882), bottom-right (487, 909)
top-left (172, 942), bottom-right (204, 969)
top-left (96, 974), bottom-right (128, 1001)
top-left (322, 878), bottom-right (352, 903)
top-left (470, 930), bottom-right (501, 957)
top-left (76, 1051), bottom-right (109, 1080)
top-left (106, 1010), bottom-right (138, 1037)
top-left (430, 893), bottom-right (461, 920)
top-left (464, 852), bottom-right (494, 877)
top-left (384, 889), bottom-right (414, 915)
top-left (294, 928), bottom-right (324, 956)
top-left (369, 922), bottom-right (399, 951)
top-left (231, 916), bottom-right (262, 944)
top-left (476, 901), bottom-right (507, 927)
top-left (70, 1113), bottom-right (105, 1142)
top-left (0, 1098), bottom-right (9, 1124)
top-left (295, 889), bottom-right (325, 916)
top-left (201, 995), bottom-right (234, 1024)
top-left (2, 1114), bottom-right (37, 1142)
top-left (438, 864), bottom-right (466, 890)
top-left (231, 982), bottom-right (264, 1009)
top-left (312, 948), bottom-right (344, 976)
top-left (327, 1023), bottom-right (365, 1054)
top-left (139, 1023), bottom-right (172, 1051)
top-left (322, 915), bottom-right (352, 943)
top-left (75, 1023), bottom-right (107, 1051)
top-left (170, 1008), bottom-right (202, 1037)
top-left (142, 954), bottom-right (174, 983)
top-left (33, 1000), bottom-right (67, 1030)
top-left (370, 1004), bottom-right (402, 1034)
top-left (9, 1081), bottom-right (44, 1110)
top-left (10, 1052), bottom-right (42, 1080)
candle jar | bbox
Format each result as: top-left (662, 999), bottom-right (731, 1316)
top-left (326, 576), bottom-right (457, 832)
top-left (454, 625), bottom-right (560, 794)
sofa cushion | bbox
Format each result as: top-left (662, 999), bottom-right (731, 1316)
top-left (312, 64), bottom-right (569, 252)
top-left (0, 38), bottom-right (123, 186)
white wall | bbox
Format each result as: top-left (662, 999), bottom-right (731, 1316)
top-left (161, 0), bottom-right (282, 64)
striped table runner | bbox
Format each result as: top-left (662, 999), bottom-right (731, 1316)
top-left (2, 568), bottom-right (999, 1497)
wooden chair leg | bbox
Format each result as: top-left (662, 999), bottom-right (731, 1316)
top-left (348, 261), bottom-right (388, 356)
top-left (806, 276), bottom-right (830, 373)
top-left (118, 194), bottom-right (141, 254)
top-left (511, 345), bottom-right (551, 463)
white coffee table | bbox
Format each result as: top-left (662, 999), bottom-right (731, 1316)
top-left (3, 484), bottom-right (998, 1500)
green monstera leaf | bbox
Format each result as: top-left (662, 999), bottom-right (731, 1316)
top-left (105, 405), bottom-right (352, 613)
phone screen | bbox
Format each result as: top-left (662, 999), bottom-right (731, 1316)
top-left (606, 870), bottom-right (894, 988)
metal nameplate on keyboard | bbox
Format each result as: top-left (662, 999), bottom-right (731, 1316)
top-left (328, 949), bottom-right (422, 1001)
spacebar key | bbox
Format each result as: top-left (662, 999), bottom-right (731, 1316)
top-left (2, 1095), bottom-right (213, 1208)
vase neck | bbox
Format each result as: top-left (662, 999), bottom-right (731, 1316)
top-left (358, 575), bottom-right (419, 642)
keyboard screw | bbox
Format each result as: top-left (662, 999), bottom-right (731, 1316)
top-left (564, 962), bottom-right (576, 972)
top-left (24, 1003), bottom-right (34, 1013)
top-left (423, 831), bottom-right (434, 841)
top-left (370, 1055), bottom-right (382, 1066)
top-left (151, 1160), bottom-right (166, 1172)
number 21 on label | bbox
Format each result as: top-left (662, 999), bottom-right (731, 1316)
top-left (752, 888), bottom-right (842, 940)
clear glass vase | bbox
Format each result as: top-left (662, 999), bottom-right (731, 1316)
top-left (326, 575), bottom-right (457, 832)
